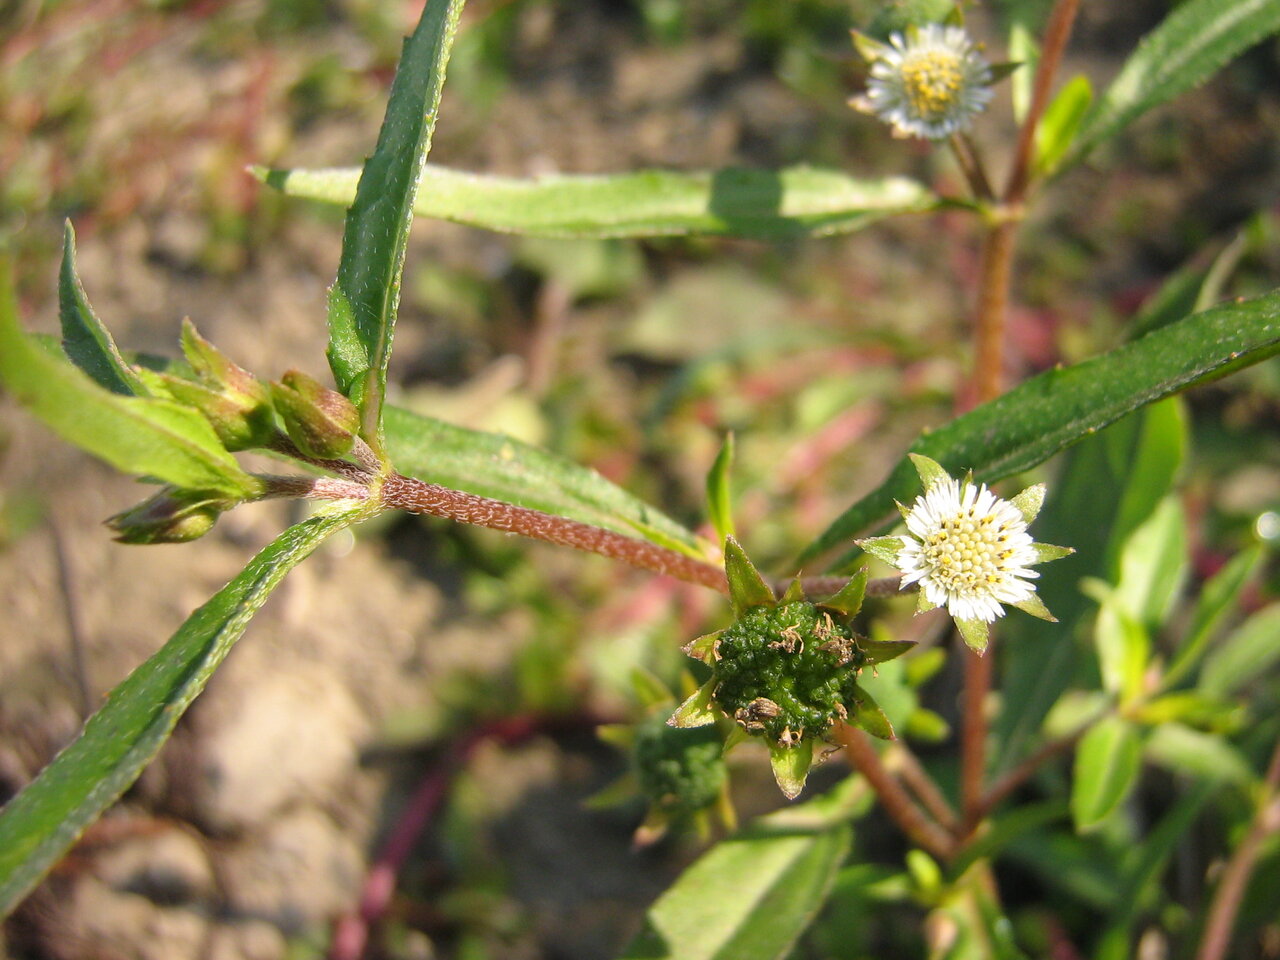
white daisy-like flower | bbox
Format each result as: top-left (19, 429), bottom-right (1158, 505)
top-left (859, 455), bottom-right (1073, 653)
top-left (856, 24), bottom-right (994, 140)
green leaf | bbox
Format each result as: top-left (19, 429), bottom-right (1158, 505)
top-left (325, 0), bottom-right (465, 450)
top-left (1143, 722), bottom-right (1255, 787)
top-left (820, 568), bottom-right (868, 618)
top-left (1198, 602), bottom-right (1280, 700)
top-left (1087, 583), bottom-right (1149, 705)
top-left (1033, 74), bottom-right (1092, 178)
top-left (619, 801), bottom-right (852, 960)
top-left (1114, 495), bottom-right (1188, 631)
top-left (770, 741), bottom-right (815, 800)
top-left (955, 618), bottom-right (990, 655)
top-left (706, 433), bottom-right (736, 544)
top-left (1163, 545), bottom-right (1264, 690)
top-left (0, 268), bottom-right (259, 499)
top-left (1063, 0), bottom-right (1280, 171)
top-left (800, 290), bottom-right (1278, 567)
top-left (1071, 716), bottom-right (1142, 832)
top-left (256, 163), bottom-right (943, 241)
top-left (0, 504), bottom-right (367, 917)
top-left (58, 222), bottom-right (146, 397)
top-left (852, 685), bottom-right (896, 740)
top-left (724, 536), bottom-right (776, 616)
top-left (382, 404), bottom-right (706, 558)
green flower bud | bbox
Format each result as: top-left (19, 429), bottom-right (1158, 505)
top-left (269, 370), bottom-right (360, 460)
top-left (632, 712), bottom-right (727, 816)
top-left (175, 319), bottom-right (275, 450)
top-left (106, 487), bottom-right (231, 544)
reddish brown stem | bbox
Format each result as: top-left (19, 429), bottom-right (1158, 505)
top-left (1196, 737), bottom-right (1280, 960)
top-left (796, 575), bottom-right (902, 601)
top-left (971, 220), bottom-right (1016, 403)
top-left (837, 724), bottom-right (956, 861)
top-left (255, 474), bottom-right (371, 503)
top-left (380, 473), bottom-right (728, 593)
top-left (960, 646), bottom-right (992, 831)
top-left (972, 721), bottom-right (1089, 821)
top-left (891, 743), bottom-right (960, 833)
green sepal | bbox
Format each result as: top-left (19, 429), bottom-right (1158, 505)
top-left (1008, 483), bottom-right (1046, 524)
top-left (1032, 542), bottom-right (1075, 564)
top-left (779, 577), bottom-right (807, 606)
top-left (724, 536), bottom-right (776, 616)
top-left (706, 432), bottom-right (735, 544)
top-left (769, 740), bottom-right (814, 800)
top-left (820, 568), bottom-right (867, 618)
top-left (955, 618), bottom-right (990, 654)
top-left (987, 61), bottom-right (1023, 84)
top-left (851, 685), bottom-right (896, 740)
top-left (180, 320), bottom-right (269, 406)
top-left (596, 724), bottom-right (636, 750)
top-left (850, 29), bottom-right (893, 63)
top-left (1011, 593), bottom-right (1057, 622)
top-left (582, 772), bottom-right (639, 810)
top-left (722, 725), bottom-right (750, 754)
top-left (630, 667), bottom-right (674, 709)
top-left (916, 590), bottom-right (939, 614)
top-left (858, 536), bottom-right (905, 567)
top-left (157, 373), bottom-right (277, 452)
top-left (907, 453), bottom-right (951, 491)
top-left (669, 682), bottom-right (718, 728)
top-left (681, 631), bottom-right (722, 665)
top-left (270, 370), bottom-right (360, 459)
top-left (859, 638), bottom-right (916, 665)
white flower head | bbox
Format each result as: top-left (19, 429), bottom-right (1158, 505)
top-left (856, 24), bottom-right (994, 140)
top-left (859, 455), bottom-right (1073, 653)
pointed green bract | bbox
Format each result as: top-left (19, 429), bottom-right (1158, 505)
top-left (916, 591), bottom-right (939, 614)
top-left (325, 0), bottom-right (466, 454)
top-left (681, 631), bottom-right (721, 665)
top-left (1032, 542), bottom-right (1075, 564)
top-left (0, 266), bottom-right (260, 500)
top-left (1009, 483), bottom-right (1047, 524)
top-left (821, 568), bottom-right (868, 618)
top-left (779, 577), bottom-right (806, 606)
top-left (58, 222), bottom-right (146, 397)
top-left (706, 432), bottom-right (735, 544)
top-left (1012, 594), bottom-right (1057, 623)
top-left (907, 453), bottom-right (950, 491)
top-left (769, 741), bottom-right (814, 800)
top-left (669, 682), bottom-right (718, 728)
top-left (857, 536), bottom-right (905, 566)
top-left (955, 618), bottom-right (990, 654)
top-left (630, 667), bottom-right (673, 709)
top-left (852, 686), bottom-right (896, 740)
top-left (0, 504), bottom-right (368, 915)
top-left (724, 536), bottom-right (776, 616)
top-left (860, 638), bottom-right (916, 665)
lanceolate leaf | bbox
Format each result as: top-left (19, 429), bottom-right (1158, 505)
top-left (59, 222), bottom-right (146, 397)
top-left (800, 289), bottom-right (1280, 567)
top-left (0, 269), bottom-right (259, 499)
top-left (1071, 716), bottom-right (1142, 832)
top-left (620, 799), bottom-right (852, 960)
top-left (256, 163), bottom-right (943, 241)
top-left (326, 0), bottom-right (465, 450)
top-left (382, 405), bottom-right (707, 558)
top-left (0, 504), bottom-right (369, 918)
top-left (1063, 0), bottom-right (1280, 171)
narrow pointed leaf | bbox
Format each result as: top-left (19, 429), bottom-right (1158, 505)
top-left (821, 568), bottom-right (868, 618)
top-left (0, 270), bottom-right (259, 499)
top-left (1198, 603), bottom-right (1280, 700)
top-left (1009, 484), bottom-right (1046, 525)
top-left (724, 536), bottom-right (776, 616)
top-left (1071, 716), bottom-right (1142, 832)
top-left (325, 0), bottom-right (465, 450)
top-left (0, 504), bottom-right (367, 916)
top-left (706, 432), bottom-right (735, 543)
top-left (681, 631), bottom-right (721, 665)
top-left (955, 618), bottom-right (990, 655)
top-left (802, 289), bottom-right (1280, 566)
top-left (583, 773), bottom-right (640, 810)
top-left (1063, 0), bottom-right (1280, 171)
top-left (620, 795), bottom-right (851, 960)
top-left (907, 453), bottom-right (950, 490)
top-left (852, 686), bottom-right (896, 740)
top-left (1032, 542), bottom-right (1074, 564)
top-left (383, 404), bottom-right (707, 558)
top-left (59, 222), bottom-right (145, 397)
top-left (258, 163), bottom-right (941, 241)
top-left (859, 638), bottom-right (916, 665)
top-left (1033, 74), bottom-right (1092, 178)
top-left (669, 683), bottom-right (718, 728)
top-left (1163, 544), bottom-right (1264, 689)
top-left (770, 741), bottom-right (814, 800)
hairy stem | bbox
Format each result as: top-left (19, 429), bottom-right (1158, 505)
top-left (796, 574), bottom-right (902, 601)
top-left (1196, 736), bottom-right (1280, 960)
top-left (837, 723), bottom-right (956, 861)
top-left (960, 646), bottom-right (992, 831)
top-left (380, 473), bottom-right (728, 592)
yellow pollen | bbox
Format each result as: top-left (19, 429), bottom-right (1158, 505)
top-left (901, 51), bottom-right (964, 121)
top-left (920, 507), bottom-right (1015, 594)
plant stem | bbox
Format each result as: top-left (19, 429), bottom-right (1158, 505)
top-left (380, 473), bottom-right (728, 593)
top-left (837, 723), bottom-right (956, 861)
top-left (796, 574), bottom-right (902, 600)
top-left (1196, 736), bottom-right (1280, 960)
top-left (256, 475), bottom-right (372, 502)
top-left (960, 646), bottom-right (992, 830)
top-left (971, 719), bottom-right (1091, 820)
top-left (890, 743), bottom-right (960, 832)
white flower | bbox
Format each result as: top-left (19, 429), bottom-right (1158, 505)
top-left (858, 455), bottom-right (1072, 653)
top-left (857, 24), bottom-right (994, 140)
top-left (897, 476), bottom-right (1037, 623)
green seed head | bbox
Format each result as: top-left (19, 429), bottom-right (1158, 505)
top-left (632, 713), bottom-right (727, 815)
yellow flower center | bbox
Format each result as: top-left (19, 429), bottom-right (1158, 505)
top-left (900, 51), bottom-right (964, 122)
top-left (920, 509), bottom-right (1014, 593)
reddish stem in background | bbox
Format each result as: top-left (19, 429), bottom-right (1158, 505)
top-left (329, 716), bottom-right (542, 960)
